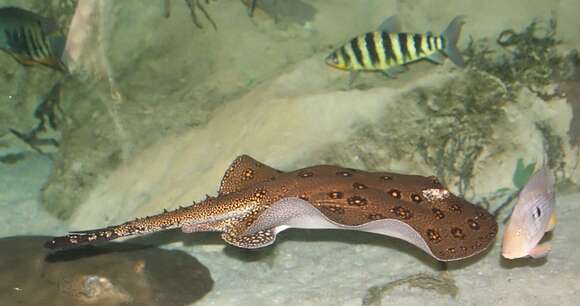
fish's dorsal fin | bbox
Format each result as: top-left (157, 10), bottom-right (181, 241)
top-left (377, 15), bottom-right (402, 32)
top-left (521, 164), bottom-right (555, 201)
top-left (218, 155), bottom-right (283, 195)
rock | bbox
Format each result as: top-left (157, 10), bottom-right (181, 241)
top-left (38, 0), bottom-right (329, 219)
top-left (557, 80), bottom-right (580, 146)
top-left (241, 0), bottom-right (317, 25)
top-left (0, 236), bottom-right (213, 306)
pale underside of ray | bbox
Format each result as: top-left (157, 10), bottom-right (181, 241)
top-left (243, 197), bottom-right (441, 260)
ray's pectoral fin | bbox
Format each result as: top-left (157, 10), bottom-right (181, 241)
top-left (218, 155), bottom-right (283, 195)
top-left (221, 197), bottom-right (332, 249)
top-left (221, 229), bottom-right (277, 249)
top-left (529, 243), bottom-right (551, 259)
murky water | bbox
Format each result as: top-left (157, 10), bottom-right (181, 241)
top-left (1, 1), bottom-right (579, 305)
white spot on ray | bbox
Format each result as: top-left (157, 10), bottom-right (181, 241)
top-left (422, 188), bottom-right (450, 202)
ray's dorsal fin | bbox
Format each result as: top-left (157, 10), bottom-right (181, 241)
top-left (218, 155), bottom-right (283, 195)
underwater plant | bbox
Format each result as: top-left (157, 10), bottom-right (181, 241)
top-left (405, 18), bottom-right (570, 196)
top-left (413, 69), bottom-right (509, 196)
top-left (463, 17), bottom-right (570, 97)
top-left (164, 0), bottom-right (217, 30)
top-left (512, 158), bottom-right (537, 190)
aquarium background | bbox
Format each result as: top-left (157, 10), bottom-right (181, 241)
top-left (0, 0), bottom-right (579, 305)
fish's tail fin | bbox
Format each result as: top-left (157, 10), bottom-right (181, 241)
top-left (441, 15), bottom-right (466, 67)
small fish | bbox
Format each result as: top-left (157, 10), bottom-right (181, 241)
top-left (502, 164), bottom-right (556, 259)
top-left (0, 7), bottom-right (66, 71)
top-left (326, 15), bottom-right (465, 78)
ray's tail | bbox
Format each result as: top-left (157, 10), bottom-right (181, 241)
top-left (45, 227), bottom-right (124, 249)
top-left (44, 205), bottom-right (200, 250)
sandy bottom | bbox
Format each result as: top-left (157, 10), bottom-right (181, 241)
top-left (1, 152), bottom-right (579, 306)
top-left (0, 153), bottom-right (64, 237)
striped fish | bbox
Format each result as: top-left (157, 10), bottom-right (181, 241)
top-left (326, 16), bottom-right (465, 77)
top-left (0, 7), bottom-right (66, 71)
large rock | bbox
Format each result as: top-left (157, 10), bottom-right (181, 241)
top-left (0, 236), bottom-right (213, 306)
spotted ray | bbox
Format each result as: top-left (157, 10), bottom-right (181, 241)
top-left (45, 155), bottom-right (497, 261)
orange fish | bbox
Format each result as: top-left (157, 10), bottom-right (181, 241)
top-left (0, 7), bottom-right (67, 71)
top-left (502, 165), bottom-right (556, 259)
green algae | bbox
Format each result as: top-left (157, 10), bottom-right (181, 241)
top-left (464, 17), bottom-right (566, 94)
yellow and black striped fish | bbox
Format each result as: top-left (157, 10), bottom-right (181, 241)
top-left (0, 7), bottom-right (66, 71)
top-left (326, 16), bottom-right (465, 77)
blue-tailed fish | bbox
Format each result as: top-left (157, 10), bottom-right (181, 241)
top-left (325, 15), bottom-right (466, 77)
top-left (502, 164), bottom-right (556, 259)
top-left (0, 7), bottom-right (66, 71)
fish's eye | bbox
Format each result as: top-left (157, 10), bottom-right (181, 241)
top-left (326, 54), bottom-right (339, 65)
top-left (533, 207), bottom-right (542, 219)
